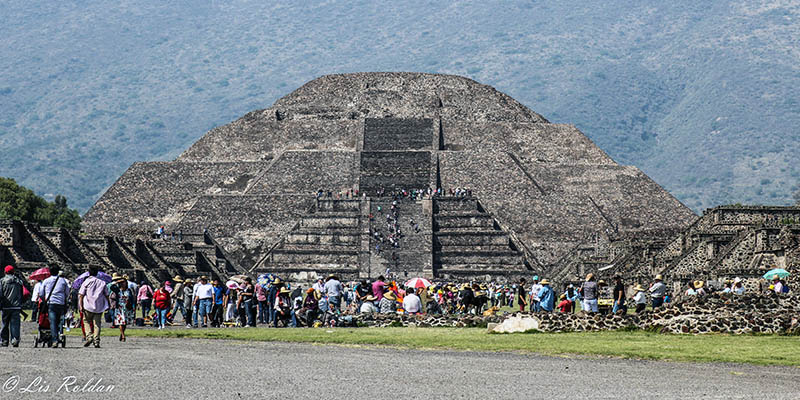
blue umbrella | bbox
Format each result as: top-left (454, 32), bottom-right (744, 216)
top-left (71, 270), bottom-right (113, 289)
top-left (763, 268), bottom-right (790, 280)
top-left (257, 273), bottom-right (276, 289)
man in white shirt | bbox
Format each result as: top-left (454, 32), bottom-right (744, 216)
top-left (192, 276), bottom-right (214, 327)
top-left (403, 288), bottom-right (422, 314)
top-left (732, 277), bottom-right (746, 295)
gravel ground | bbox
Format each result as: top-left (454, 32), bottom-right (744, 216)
top-left (1, 323), bottom-right (799, 399)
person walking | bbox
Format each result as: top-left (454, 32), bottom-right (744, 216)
top-left (78, 266), bottom-right (109, 348)
top-left (193, 276), bottom-right (214, 328)
top-left (170, 276), bottom-right (185, 323)
top-left (580, 274), bottom-right (598, 314)
top-left (240, 277), bottom-right (256, 327)
top-left (137, 281), bottom-right (154, 323)
top-left (39, 265), bottom-right (70, 348)
top-left (649, 274), bottom-right (666, 308)
top-left (152, 281), bottom-right (171, 329)
top-left (181, 278), bottom-right (194, 327)
top-left (109, 273), bottom-right (135, 342)
top-left (612, 276), bottom-right (626, 314)
top-left (1, 266), bottom-right (25, 347)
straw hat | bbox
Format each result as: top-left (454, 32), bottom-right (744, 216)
top-left (655, 274), bottom-right (663, 281)
top-left (559, 294), bottom-right (566, 300)
top-left (111, 273), bottom-right (125, 283)
top-left (634, 284), bottom-right (645, 291)
top-left (273, 278), bottom-right (282, 285)
top-left (585, 273), bottom-right (594, 281)
top-left (733, 277), bottom-right (742, 284)
top-left (173, 275), bottom-right (184, 283)
top-left (540, 279), bottom-right (550, 285)
top-left (199, 275), bottom-right (209, 281)
top-left (122, 274), bottom-right (130, 280)
top-left (693, 280), bottom-right (704, 289)
top-left (383, 291), bottom-right (397, 301)
top-left (279, 287), bottom-right (291, 294)
top-left (598, 280), bottom-right (606, 286)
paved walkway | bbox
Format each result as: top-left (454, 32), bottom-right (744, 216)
top-left (1, 335), bottom-right (799, 399)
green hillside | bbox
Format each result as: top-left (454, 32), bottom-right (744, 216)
top-left (1, 1), bottom-right (798, 213)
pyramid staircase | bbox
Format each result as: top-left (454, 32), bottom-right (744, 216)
top-left (432, 197), bottom-right (532, 280)
top-left (252, 199), bottom-right (363, 277)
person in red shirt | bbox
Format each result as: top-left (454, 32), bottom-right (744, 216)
top-left (557, 294), bottom-right (573, 313)
top-left (152, 282), bottom-right (171, 330)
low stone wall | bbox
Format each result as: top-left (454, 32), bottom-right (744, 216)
top-left (354, 312), bottom-right (504, 328)
top-left (499, 293), bottom-right (800, 335)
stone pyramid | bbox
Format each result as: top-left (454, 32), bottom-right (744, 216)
top-left (84, 72), bottom-right (696, 280)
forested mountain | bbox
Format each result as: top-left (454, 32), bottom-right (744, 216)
top-left (1, 1), bottom-right (798, 213)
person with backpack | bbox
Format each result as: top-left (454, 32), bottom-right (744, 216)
top-left (39, 265), bottom-right (70, 348)
top-left (152, 281), bottom-right (171, 329)
top-left (1, 265), bottom-right (26, 347)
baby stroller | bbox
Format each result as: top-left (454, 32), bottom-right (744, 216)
top-left (33, 298), bottom-right (66, 348)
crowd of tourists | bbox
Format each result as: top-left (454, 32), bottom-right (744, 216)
top-left (0, 261), bottom-right (792, 349)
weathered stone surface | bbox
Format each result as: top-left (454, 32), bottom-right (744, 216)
top-left (83, 72), bottom-right (695, 278)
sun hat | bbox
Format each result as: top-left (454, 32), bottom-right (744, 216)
top-left (111, 273), bottom-right (125, 283)
top-left (598, 279), bottom-right (606, 285)
top-left (279, 287), bottom-right (291, 294)
top-left (173, 275), bottom-right (184, 283)
top-left (634, 284), bottom-right (645, 291)
top-left (199, 275), bottom-right (208, 281)
top-left (733, 277), bottom-right (742, 284)
top-left (273, 278), bottom-right (282, 284)
top-left (655, 274), bottom-right (663, 281)
top-left (540, 279), bottom-right (550, 285)
top-left (559, 294), bottom-right (566, 300)
top-left (693, 280), bottom-right (704, 289)
top-left (384, 291), bottom-right (397, 300)
top-left (123, 274), bottom-right (130, 280)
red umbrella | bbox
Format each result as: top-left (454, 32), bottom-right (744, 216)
top-left (29, 267), bottom-right (51, 281)
top-left (404, 277), bottom-right (433, 289)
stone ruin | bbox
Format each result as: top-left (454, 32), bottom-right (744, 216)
top-left (493, 292), bottom-right (800, 335)
top-left (0, 219), bottom-right (241, 283)
top-left (82, 72), bottom-right (697, 282)
top-left (555, 205), bottom-right (800, 295)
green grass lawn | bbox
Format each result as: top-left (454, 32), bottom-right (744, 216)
top-left (72, 326), bottom-right (800, 367)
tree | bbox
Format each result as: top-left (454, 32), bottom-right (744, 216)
top-left (0, 177), bottom-right (82, 230)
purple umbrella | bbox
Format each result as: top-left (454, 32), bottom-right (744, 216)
top-left (71, 270), bottom-right (113, 289)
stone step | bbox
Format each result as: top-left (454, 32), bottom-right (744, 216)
top-left (434, 214), bottom-right (495, 231)
top-left (434, 231), bottom-right (510, 246)
top-left (299, 215), bottom-right (360, 229)
top-left (255, 263), bottom-right (361, 275)
top-left (281, 243), bottom-right (360, 251)
top-left (434, 244), bottom-right (513, 252)
top-left (434, 263), bottom-right (529, 272)
top-left (363, 118), bottom-right (433, 151)
top-left (435, 251), bottom-right (524, 265)
top-left (286, 232), bottom-right (361, 245)
top-left (269, 249), bottom-right (360, 264)
top-left (433, 197), bottom-right (479, 213)
top-left (316, 199), bottom-right (362, 212)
